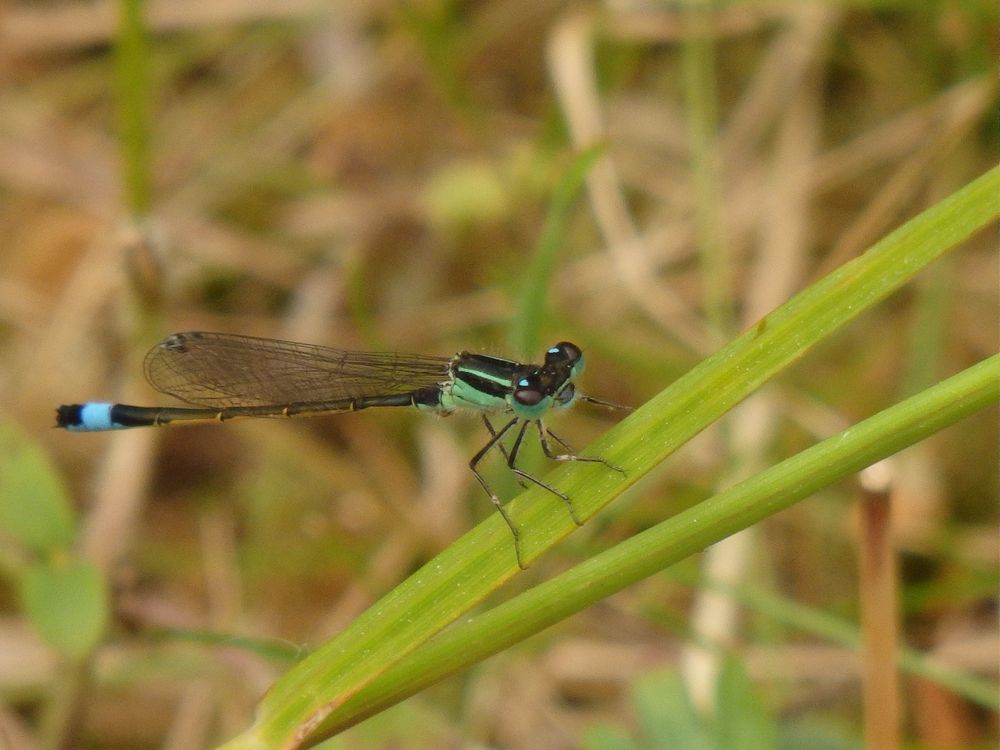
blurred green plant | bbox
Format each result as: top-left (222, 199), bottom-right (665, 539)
top-left (115, 0), bottom-right (152, 216)
top-left (0, 421), bottom-right (108, 661)
top-left (510, 143), bottom-right (604, 357)
top-left (585, 661), bottom-right (776, 750)
top-left (585, 661), bottom-right (862, 750)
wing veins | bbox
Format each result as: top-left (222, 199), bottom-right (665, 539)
top-left (143, 332), bottom-right (452, 408)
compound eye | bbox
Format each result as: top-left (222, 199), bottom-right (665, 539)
top-left (556, 382), bottom-right (576, 406)
top-left (546, 341), bottom-right (582, 366)
top-left (513, 376), bottom-right (545, 406)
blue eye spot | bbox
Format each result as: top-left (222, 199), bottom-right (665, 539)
top-left (547, 347), bottom-right (559, 354)
top-left (518, 378), bottom-right (530, 387)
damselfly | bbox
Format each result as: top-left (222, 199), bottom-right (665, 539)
top-left (57, 332), bottom-right (625, 567)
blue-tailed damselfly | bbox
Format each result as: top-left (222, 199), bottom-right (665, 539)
top-left (57, 331), bottom-right (624, 567)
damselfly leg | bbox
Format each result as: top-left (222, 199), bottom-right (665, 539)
top-left (538, 423), bottom-right (626, 476)
top-left (472, 415), bottom-right (623, 569)
top-left (468, 416), bottom-right (525, 566)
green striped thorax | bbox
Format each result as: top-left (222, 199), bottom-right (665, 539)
top-left (437, 342), bottom-right (585, 418)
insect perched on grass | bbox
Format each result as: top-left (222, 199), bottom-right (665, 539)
top-left (57, 332), bottom-right (626, 567)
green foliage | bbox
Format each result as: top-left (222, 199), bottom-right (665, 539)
top-left (115, 0), bottom-right (152, 215)
top-left (0, 420), bottom-right (107, 659)
top-left (0, 421), bottom-right (75, 554)
top-left (585, 662), bottom-right (773, 750)
top-left (510, 144), bottom-right (604, 356)
top-left (585, 661), bottom-right (862, 750)
top-left (19, 559), bottom-right (108, 661)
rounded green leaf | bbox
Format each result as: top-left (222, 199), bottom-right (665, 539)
top-left (19, 559), bottom-right (108, 660)
top-left (0, 421), bottom-right (75, 553)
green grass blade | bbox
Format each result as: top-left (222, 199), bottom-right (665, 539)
top-left (298, 354), bottom-right (1000, 736)
top-left (115, 0), bottom-right (152, 216)
top-left (509, 144), bottom-right (604, 356)
top-left (681, 3), bottom-right (730, 335)
top-left (219, 166), bottom-right (998, 749)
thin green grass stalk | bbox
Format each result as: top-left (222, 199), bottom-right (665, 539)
top-left (509, 144), bottom-right (603, 357)
top-left (219, 166), bottom-right (998, 750)
top-left (682, 1), bottom-right (730, 336)
top-left (149, 627), bottom-right (305, 664)
top-left (901, 254), bottom-right (953, 397)
top-left (115, 0), bottom-right (151, 217)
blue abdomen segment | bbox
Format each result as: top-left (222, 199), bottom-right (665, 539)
top-left (57, 403), bottom-right (129, 432)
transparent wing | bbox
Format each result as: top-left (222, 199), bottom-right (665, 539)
top-left (143, 332), bottom-right (452, 408)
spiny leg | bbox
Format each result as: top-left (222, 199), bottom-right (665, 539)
top-left (506, 419), bottom-right (531, 468)
top-left (482, 415), bottom-right (527, 489)
top-left (542, 425), bottom-right (575, 453)
top-left (540, 423), bottom-right (626, 475)
top-left (504, 419), bottom-right (582, 526)
top-left (470, 416), bottom-right (526, 569)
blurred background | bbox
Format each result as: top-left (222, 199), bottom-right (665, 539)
top-left (0, 1), bottom-right (996, 748)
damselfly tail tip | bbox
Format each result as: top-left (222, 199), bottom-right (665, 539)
top-left (55, 404), bottom-right (83, 429)
top-left (55, 402), bottom-right (121, 432)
